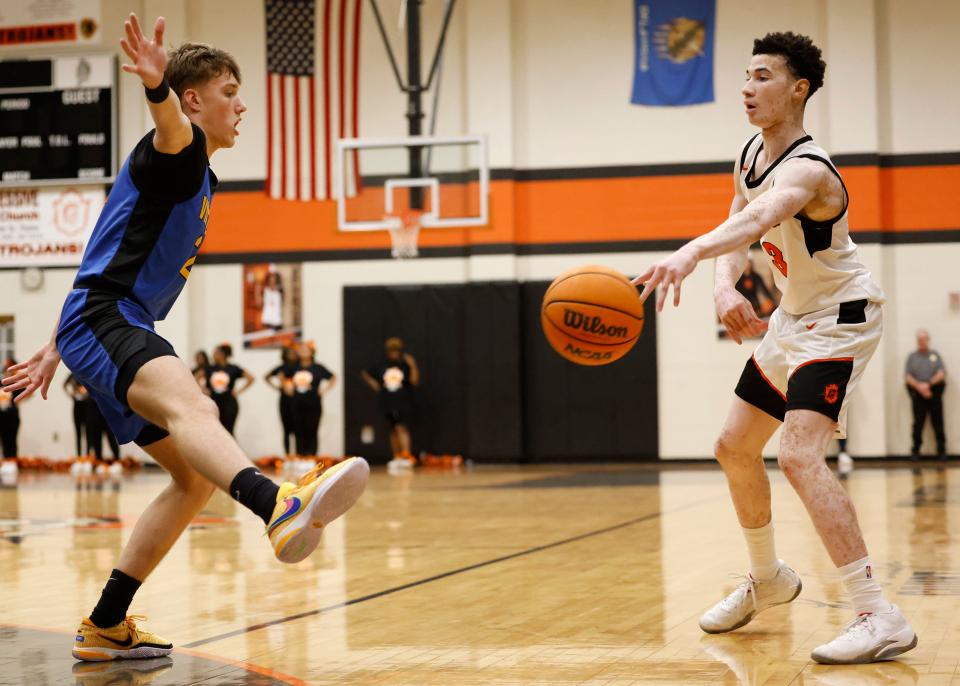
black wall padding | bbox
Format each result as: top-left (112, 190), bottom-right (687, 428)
top-left (520, 282), bottom-right (658, 460)
top-left (343, 281), bottom-right (658, 463)
top-left (343, 283), bottom-right (524, 461)
top-left (462, 284), bottom-right (526, 459)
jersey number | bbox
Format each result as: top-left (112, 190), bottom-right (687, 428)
top-left (761, 240), bottom-right (788, 277)
top-left (180, 196), bottom-right (212, 280)
top-left (180, 234), bottom-right (205, 280)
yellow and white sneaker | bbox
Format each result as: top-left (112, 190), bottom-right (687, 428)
top-left (72, 615), bottom-right (173, 662)
top-left (267, 456), bottom-right (369, 563)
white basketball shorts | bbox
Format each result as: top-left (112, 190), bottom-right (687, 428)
top-left (734, 299), bottom-right (881, 437)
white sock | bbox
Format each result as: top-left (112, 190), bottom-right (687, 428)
top-left (742, 522), bottom-right (781, 581)
top-left (840, 555), bottom-right (890, 615)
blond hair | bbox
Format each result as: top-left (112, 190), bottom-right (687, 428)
top-left (165, 43), bottom-right (241, 97)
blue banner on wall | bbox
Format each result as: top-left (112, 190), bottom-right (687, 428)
top-left (631, 0), bottom-right (716, 106)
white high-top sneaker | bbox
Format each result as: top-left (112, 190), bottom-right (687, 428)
top-left (811, 604), bottom-right (917, 664)
top-left (699, 563), bottom-right (802, 634)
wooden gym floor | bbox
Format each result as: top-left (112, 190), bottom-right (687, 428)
top-left (1, 460), bottom-right (958, 685)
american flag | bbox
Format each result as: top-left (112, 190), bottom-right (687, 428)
top-left (265, 0), bottom-right (361, 200)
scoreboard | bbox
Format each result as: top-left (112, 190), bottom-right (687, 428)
top-left (0, 53), bottom-right (116, 187)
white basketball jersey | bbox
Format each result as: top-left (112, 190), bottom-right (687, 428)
top-left (738, 134), bottom-right (885, 315)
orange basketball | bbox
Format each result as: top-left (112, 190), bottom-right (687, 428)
top-left (541, 265), bottom-right (644, 366)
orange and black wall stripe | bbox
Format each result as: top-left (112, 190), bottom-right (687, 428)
top-left (200, 151), bottom-right (960, 263)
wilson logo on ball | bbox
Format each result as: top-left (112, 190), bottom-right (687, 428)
top-left (562, 309), bottom-right (628, 339)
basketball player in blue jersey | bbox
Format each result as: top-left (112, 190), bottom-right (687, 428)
top-left (2, 14), bottom-right (369, 662)
top-left (635, 33), bottom-right (917, 664)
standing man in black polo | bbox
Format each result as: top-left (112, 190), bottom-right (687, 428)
top-left (905, 329), bottom-right (947, 459)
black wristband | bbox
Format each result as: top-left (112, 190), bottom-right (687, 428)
top-left (144, 78), bottom-right (170, 104)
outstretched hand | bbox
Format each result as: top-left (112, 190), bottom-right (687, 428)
top-left (1, 343), bottom-right (61, 403)
top-left (120, 13), bottom-right (167, 88)
top-left (632, 246), bottom-right (698, 311)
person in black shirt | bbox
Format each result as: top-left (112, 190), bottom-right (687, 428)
top-left (264, 346), bottom-right (299, 455)
top-left (86, 398), bottom-right (122, 463)
top-left (361, 338), bottom-right (420, 464)
top-left (0, 359), bottom-right (23, 464)
top-left (290, 342), bottom-right (335, 456)
top-left (66, 369), bottom-right (120, 462)
top-left (202, 344), bottom-right (253, 435)
top-left (191, 350), bottom-right (211, 387)
top-left (64, 373), bottom-right (91, 456)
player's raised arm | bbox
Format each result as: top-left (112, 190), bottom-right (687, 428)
top-left (636, 158), bottom-right (825, 311)
top-left (120, 13), bottom-right (193, 154)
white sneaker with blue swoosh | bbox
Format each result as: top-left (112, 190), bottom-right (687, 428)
top-left (266, 457), bottom-right (369, 563)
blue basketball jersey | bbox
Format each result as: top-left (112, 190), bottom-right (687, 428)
top-left (73, 123), bottom-right (216, 322)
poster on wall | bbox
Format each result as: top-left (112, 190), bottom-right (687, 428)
top-left (0, 186), bottom-right (104, 267)
top-left (0, 0), bottom-right (101, 47)
top-left (242, 263), bottom-right (303, 349)
top-left (631, 0), bottom-right (716, 106)
top-left (717, 250), bottom-right (781, 340)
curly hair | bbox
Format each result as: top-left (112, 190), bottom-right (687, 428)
top-left (752, 32), bottom-right (825, 101)
top-left (165, 43), bottom-right (241, 97)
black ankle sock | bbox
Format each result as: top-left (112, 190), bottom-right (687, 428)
top-left (230, 467), bottom-right (281, 525)
top-left (89, 568), bottom-right (142, 628)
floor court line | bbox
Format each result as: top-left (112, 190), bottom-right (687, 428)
top-left (183, 498), bottom-right (711, 649)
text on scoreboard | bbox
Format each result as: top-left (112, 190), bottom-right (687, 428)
top-left (0, 53), bottom-right (116, 187)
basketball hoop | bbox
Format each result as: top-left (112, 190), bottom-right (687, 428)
top-left (388, 209), bottom-right (422, 259)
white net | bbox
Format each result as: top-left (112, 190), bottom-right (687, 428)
top-left (388, 210), bottom-right (422, 259)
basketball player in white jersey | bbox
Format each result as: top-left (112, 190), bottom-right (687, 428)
top-left (636, 32), bottom-right (917, 664)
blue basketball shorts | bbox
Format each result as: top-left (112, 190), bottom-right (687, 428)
top-left (56, 289), bottom-right (176, 446)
